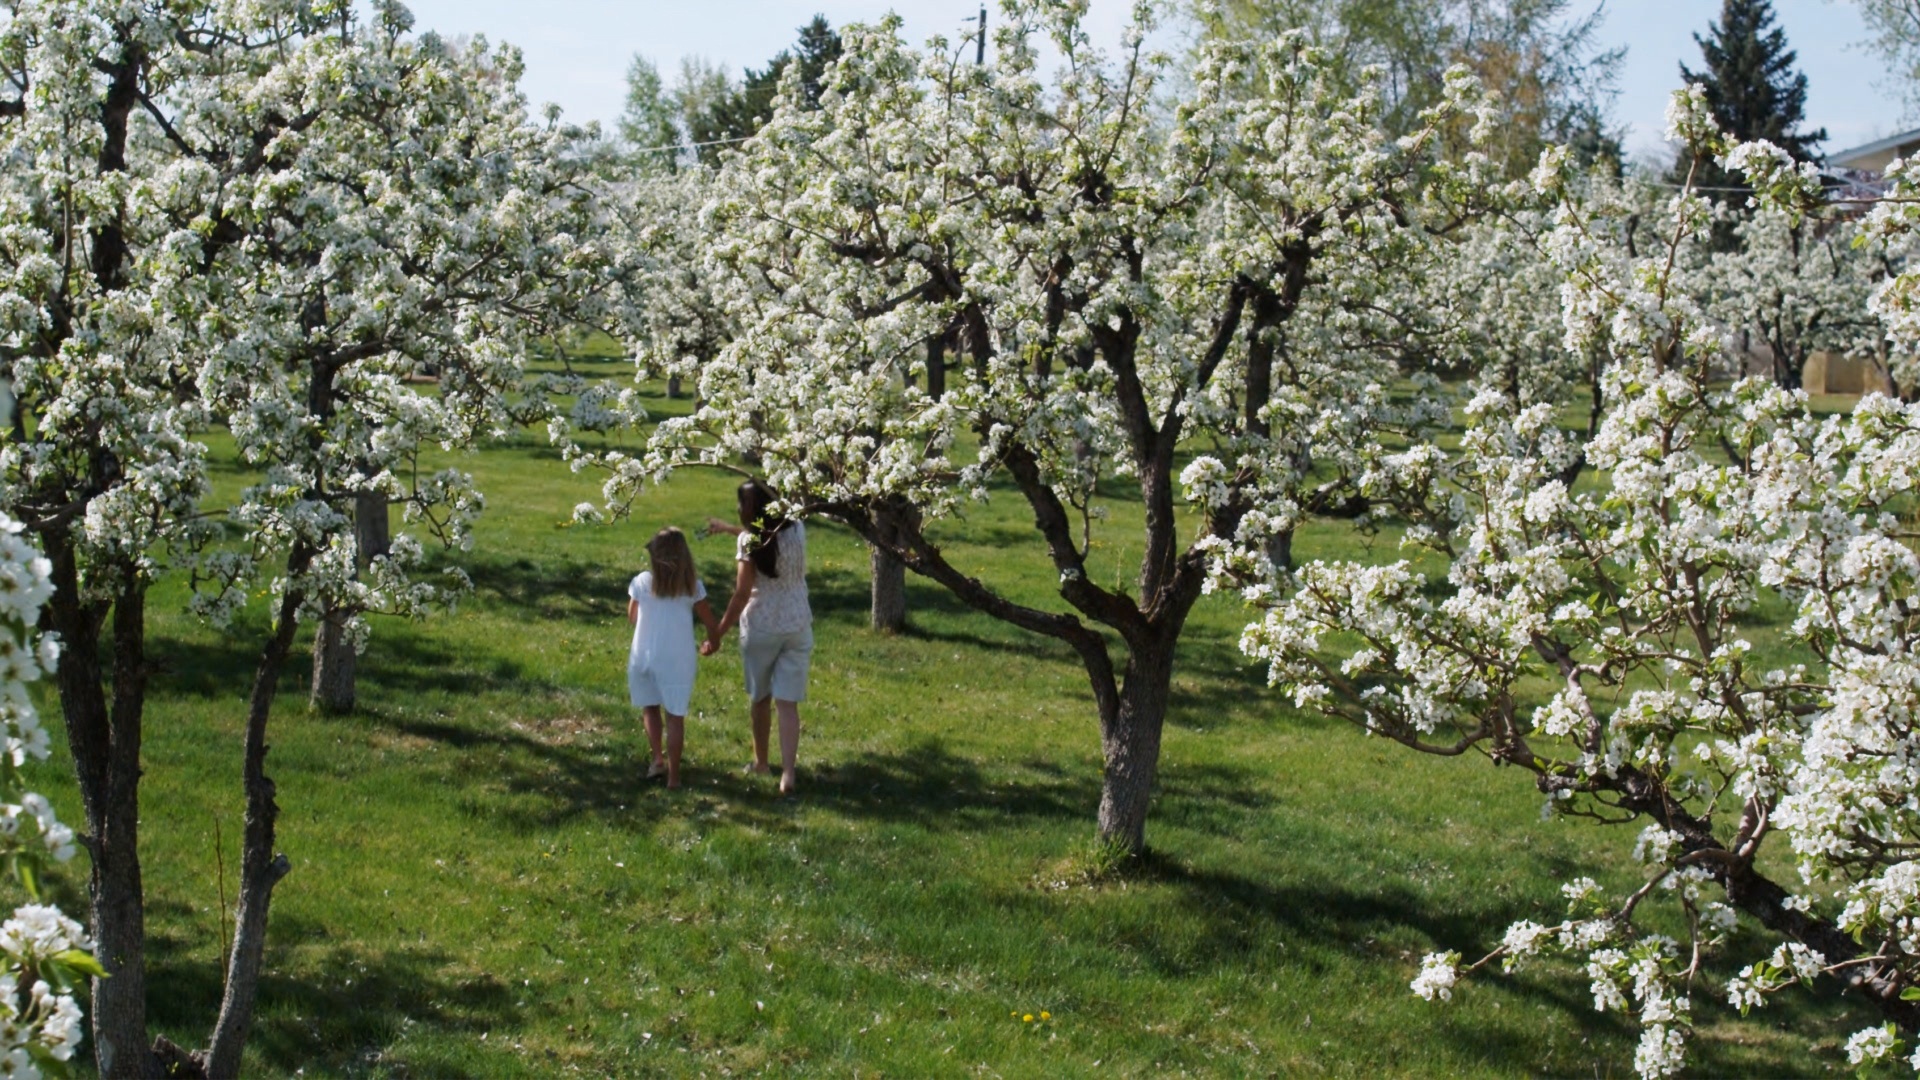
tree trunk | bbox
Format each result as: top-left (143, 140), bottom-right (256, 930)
top-left (44, 540), bottom-right (156, 1078)
top-left (310, 490), bottom-right (389, 713)
top-left (309, 610), bottom-right (356, 714)
top-left (667, 373), bottom-right (683, 399)
top-left (1267, 526), bottom-right (1294, 575)
top-left (1095, 642), bottom-right (1174, 856)
top-left (866, 496), bottom-right (915, 633)
top-left (1773, 339), bottom-right (1803, 391)
top-left (869, 545), bottom-right (906, 633)
top-left (203, 578), bottom-right (303, 1078)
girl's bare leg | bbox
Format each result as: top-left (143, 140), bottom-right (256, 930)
top-left (665, 712), bottom-right (686, 789)
top-left (748, 696), bottom-right (772, 773)
top-left (643, 705), bottom-right (666, 776)
top-left (776, 699), bottom-right (801, 796)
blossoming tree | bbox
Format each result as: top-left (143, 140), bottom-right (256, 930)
top-left (1701, 206), bottom-right (1884, 391)
top-left (1235, 87), bottom-right (1920, 1075)
top-left (0, 512), bottom-right (99, 1078)
top-left (586, 2), bottom-right (1505, 854)
top-left (0, 2), bottom-right (622, 1073)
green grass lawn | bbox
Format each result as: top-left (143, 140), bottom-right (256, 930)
top-left (30, 369), bottom-right (1878, 1076)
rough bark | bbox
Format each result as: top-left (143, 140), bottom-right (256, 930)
top-left (308, 609), bottom-right (355, 714)
top-left (1096, 642), bottom-right (1174, 854)
top-left (202, 573), bottom-right (303, 1078)
top-left (666, 373), bottom-right (683, 399)
top-left (45, 541), bottom-right (157, 1079)
top-left (863, 497), bottom-right (913, 633)
top-left (1267, 526), bottom-right (1295, 574)
top-left (868, 545), bottom-right (907, 633)
top-left (310, 489), bottom-right (389, 713)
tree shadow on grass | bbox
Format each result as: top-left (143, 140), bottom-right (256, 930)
top-left (359, 706), bottom-right (822, 836)
top-left (146, 618), bottom-right (593, 707)
top-left (1123, 848), bottom-right (1865, 1079)
top-left (353, 707), bottom-right (1103, 840)
top-left (806, 739), bottom-right (1094, 831)
top-left (461, 553), bottom-right (630, 625)
top-left (142, 906), bottom-right (515, 1078)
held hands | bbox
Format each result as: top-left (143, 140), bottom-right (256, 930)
top-left (699, 637), bottom-right (720, 657)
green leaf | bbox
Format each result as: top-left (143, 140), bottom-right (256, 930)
top-left (1900, 987), bottom-right (1920, 1001)
top-left (16, 857), bottom-right (40, 902)
top-left (51, 949), bottom-right (107, 980)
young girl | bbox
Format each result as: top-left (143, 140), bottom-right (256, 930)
top-left (627, 527), bottom-right (722, 789)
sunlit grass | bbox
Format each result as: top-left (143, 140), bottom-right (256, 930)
top-left (26, 362), bottom-right (1874, 1076)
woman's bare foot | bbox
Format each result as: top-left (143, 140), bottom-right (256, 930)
top-left (778, 770), bottom-right (796, 798)
top-left (647, 759), bottom-right (669, 781)
top-left (743, 762), bottom-right (769, 775)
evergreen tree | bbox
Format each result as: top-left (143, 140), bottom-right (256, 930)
top-left (619, 17), bottom-right (842, 169)
top-left (1673, 0), bottom-right (1826, 198)
top-left (694, 15), bottom-right (843, 164)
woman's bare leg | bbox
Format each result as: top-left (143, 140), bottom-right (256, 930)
top-left (776, 699), bottom-right (801, 796)
top-left (664, 712), bottom-right (685, 789)
top-left (748, 696), bottom-right (772, 773)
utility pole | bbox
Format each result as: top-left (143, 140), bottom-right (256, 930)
top-left (975, 5), bottom-right (987, 65)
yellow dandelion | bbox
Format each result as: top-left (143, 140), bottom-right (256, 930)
top-left (1009, 1011), bottom-right (1018, 1018)
top-left (1022, 1014), bottom-right (1034, 1023)
top-left (1040, 1011), bottom-right (1051, 1021)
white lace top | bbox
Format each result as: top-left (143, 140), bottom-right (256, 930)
top-left (737, 522), bottom-right (811, 635)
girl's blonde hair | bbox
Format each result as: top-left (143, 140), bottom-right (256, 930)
top-left (645, 527), bottom-right (698, 599)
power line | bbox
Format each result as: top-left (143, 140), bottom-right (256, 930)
top-left (626, 132), bottom-right (755, 156)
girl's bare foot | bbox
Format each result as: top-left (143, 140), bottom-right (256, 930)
top-left (778, 771), bottom-right (796, 798)
top-left (647, 759), bottom-right (669, 781)
top-left (743, 762), bottom-right (769, 775)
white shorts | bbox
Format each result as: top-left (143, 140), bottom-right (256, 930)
top-left (741, 625), bottom-right (812, 703)
top-left (629, 669), bottom-right (693, 717)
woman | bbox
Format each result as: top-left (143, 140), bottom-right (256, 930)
top-left (707, 479), bottom-right (812, 797)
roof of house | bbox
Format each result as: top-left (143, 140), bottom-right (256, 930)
top-left (1829, 128), bottom-right (1920, 172)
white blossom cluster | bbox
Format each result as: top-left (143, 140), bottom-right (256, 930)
top-left (1, 0), bottom-right (632, 648)
top-left (1, 5), bottom-right (631, 1066)
top-left (0, 514), bottom-right (96, 1075)
top-left (1233, 89), bottom-right (1920, 1075)
top-left (595, 1), bottom-right (1513, 604)
top-left (1695, 207), bottom-right (1886, 390)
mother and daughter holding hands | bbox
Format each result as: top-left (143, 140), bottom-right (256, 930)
top-left (624, 480), bottom-right (812, 796)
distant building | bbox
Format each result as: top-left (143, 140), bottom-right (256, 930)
top-left (1829, 129), bottom-right (1920, 173)
top-left (1825, 128), bottom-right (1920, 201)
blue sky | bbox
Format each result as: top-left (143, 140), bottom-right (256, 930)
top-left (395, 1), bottom-right (1907, 161)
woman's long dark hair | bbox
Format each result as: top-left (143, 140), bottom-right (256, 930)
top-left (737, 479), bottom-right (790, 579)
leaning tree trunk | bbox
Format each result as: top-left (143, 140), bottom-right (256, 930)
top-left (310, 490), bottom-right (390, 713)
top-left (203, 574), bottom-right (304, 1079)
top-left (45, 544), bottom-right (157, 1079)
